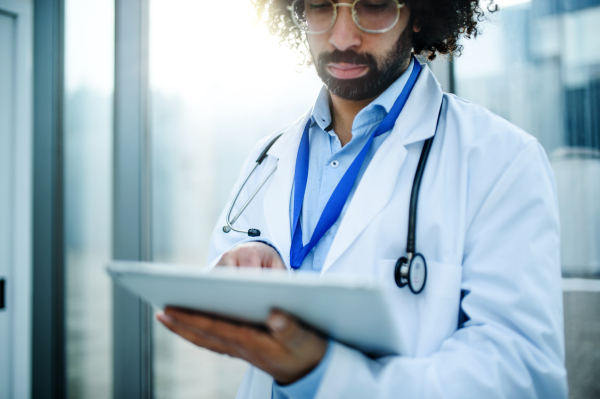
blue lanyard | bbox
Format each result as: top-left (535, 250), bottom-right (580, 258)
top-left (290, 59), bottom-right (423, 269)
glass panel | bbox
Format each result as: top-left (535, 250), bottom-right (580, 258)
top-left (149, 0), bottom-right (322, 396)
top-left (453, 0), bottom-right (600, 396)
top-left (64, 0), bottom-right (114, 397)
top-left (454, 0), bottom-right (600, 277)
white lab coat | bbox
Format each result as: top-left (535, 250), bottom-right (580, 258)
top-left (207, 65), bottom-right (568, 399)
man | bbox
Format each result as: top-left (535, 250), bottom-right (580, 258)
top-left (157, 0), bottom-right (568, 397)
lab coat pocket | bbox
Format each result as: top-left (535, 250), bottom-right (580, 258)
top-left (377, 259), bottom-right (462, 357)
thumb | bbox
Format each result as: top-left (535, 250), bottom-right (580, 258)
top-left (266, 310), bottom-right (310, 349)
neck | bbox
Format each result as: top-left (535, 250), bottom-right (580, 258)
top-left (327, 56), bottom-right (413, 147)
top-left (329, 94), bottom-right (374, 147)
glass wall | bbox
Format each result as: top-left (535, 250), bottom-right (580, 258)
top-left (454, 0), bottom-right (600, 277)
top-left (64, 0), bottom-right (114, 397)
top-left (453, 0), bottom-right (600, 396)
top-left (149, 0), bottom-right (322, 396)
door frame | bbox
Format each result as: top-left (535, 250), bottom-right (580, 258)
top-left (0, 0), bottom-right (33, 398)
top-left (113, 0), bottom-right (153, 397)
top-left (32, 0), bottom-right (66, 397)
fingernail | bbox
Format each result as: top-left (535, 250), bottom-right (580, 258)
top-left (268, 314), bottom-right (288, 332)
top-left (157, 313), bottom-right (173, 324)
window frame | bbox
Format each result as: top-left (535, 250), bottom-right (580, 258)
top-left (112, 0), bottom-right (154, 397)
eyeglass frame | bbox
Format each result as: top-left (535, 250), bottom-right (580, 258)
top-left (287, 0), bottom-right (405, 35)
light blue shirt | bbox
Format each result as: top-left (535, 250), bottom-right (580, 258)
top-left (293, 59), bottom-right (414, 273)
top-left (272, 59), bottom-right (415, 399)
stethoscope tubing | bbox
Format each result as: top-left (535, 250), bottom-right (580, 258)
top-left (223, 133), bottom-right (283, 235)
top-left (225, 162), bottom-right (278, 233)
top-left (406, 101), bottom-right (444, 256)
top-left (406, 136), bottom-right (434, 255)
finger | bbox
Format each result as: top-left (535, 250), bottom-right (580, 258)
top-left (219, 245), bottom-right (263, 268)
top-left (164, 307), bottom-right (276, 351)
top-left (217, 252), bottom-right (237, 267)
top-left (157, 312), bottom-right (237, 356)
top-left (236, 246), bottom-right (264, 268)
top-left (158, 310), bottom-right (258, 357)
top-left (158, 310), bottom-right (284, 369)
top-left (269, 253), bottom-right (286, 269)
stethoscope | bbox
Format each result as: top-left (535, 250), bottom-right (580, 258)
top-left (223, 102), bottom-right (443, 295)
top-left (222, 134), bottom-right (282, 238)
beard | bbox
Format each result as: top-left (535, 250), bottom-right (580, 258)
top-left (313, 29), bottom-right (413, 101)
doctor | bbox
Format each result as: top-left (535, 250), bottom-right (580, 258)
top-left (157, 0), bottom-right (568, 397)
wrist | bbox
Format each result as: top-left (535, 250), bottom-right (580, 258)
top-left (274, 338), bottom-right (329, 385)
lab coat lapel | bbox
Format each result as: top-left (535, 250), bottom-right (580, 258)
top-left (321, 136), bottom-right (408, 273)
top-left (321, 65), bottom-right (444, 273)
top-left (263, 113), bottom-right (310, 267)
top-left (393, 65), bottom-right (445, 148)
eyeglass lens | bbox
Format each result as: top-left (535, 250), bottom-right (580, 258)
top-left (291, 0), bottom-right (400, 34)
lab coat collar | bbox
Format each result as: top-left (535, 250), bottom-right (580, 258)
top-left (390, 63), bottom-right (444, 146)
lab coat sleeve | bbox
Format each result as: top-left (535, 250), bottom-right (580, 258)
top-left (314, 140), bottom-right (568, 399)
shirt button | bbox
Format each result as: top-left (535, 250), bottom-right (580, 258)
top-left (330, 160), bottom-right (340, 168)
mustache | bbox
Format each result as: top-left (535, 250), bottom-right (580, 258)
top-left (317, 50), bottom-right (377, 69)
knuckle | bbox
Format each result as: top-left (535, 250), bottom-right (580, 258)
top-left (247, 245), bottom-right (262, 258)
top-left (218, 253), bottom-right (233, 265)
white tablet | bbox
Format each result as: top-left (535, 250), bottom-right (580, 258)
top-left (107, 261), bottom-right (403, 356)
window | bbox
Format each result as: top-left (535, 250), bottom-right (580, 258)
top-left (454, 0), bottom-right (600, 277)
top-left (64, 0), bottom-right (114, 397)
top-left (148, 0), bottom-right (322, 396)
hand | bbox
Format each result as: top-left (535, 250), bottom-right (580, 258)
top-left (217, 241), bottom-right (286, 269)
top-left (156, 307), bottom-right (328, 385)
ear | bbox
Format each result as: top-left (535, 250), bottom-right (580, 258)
top-left (413, 23), bottom-right (421, 33)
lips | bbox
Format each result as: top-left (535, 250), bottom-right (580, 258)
top-left (326, 63), bottom-right (369, 79)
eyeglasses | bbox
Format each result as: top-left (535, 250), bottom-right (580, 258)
top-left (288, 0), bottom-right (404, 35)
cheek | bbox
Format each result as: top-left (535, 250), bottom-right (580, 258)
top-left (307, 35), bottom-right (326, 60)
top-left (362, 35), bottom-right (397, 51)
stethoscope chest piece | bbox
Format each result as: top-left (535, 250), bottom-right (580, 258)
top-left (394, 253), bottom-right (427, 294)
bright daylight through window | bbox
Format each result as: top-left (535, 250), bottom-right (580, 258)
top-left (149, 0), bottom-right (322, 396)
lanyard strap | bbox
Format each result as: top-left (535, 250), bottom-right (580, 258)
top-left (290, 59), bottom-right (423, 269)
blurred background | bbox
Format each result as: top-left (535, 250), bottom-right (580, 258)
top-left (0, 0), bottom-right (598, 398)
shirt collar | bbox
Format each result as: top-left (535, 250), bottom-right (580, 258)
top-left (311, 86), bottom-right (333, 132)
top-left (358, 57), bottom-right (415, 116)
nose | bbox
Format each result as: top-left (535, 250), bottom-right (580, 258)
top-left (328, 3), bottom-right (361, 52)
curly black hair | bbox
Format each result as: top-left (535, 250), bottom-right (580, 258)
top-left (252, 0), bottom-right (497, 61)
